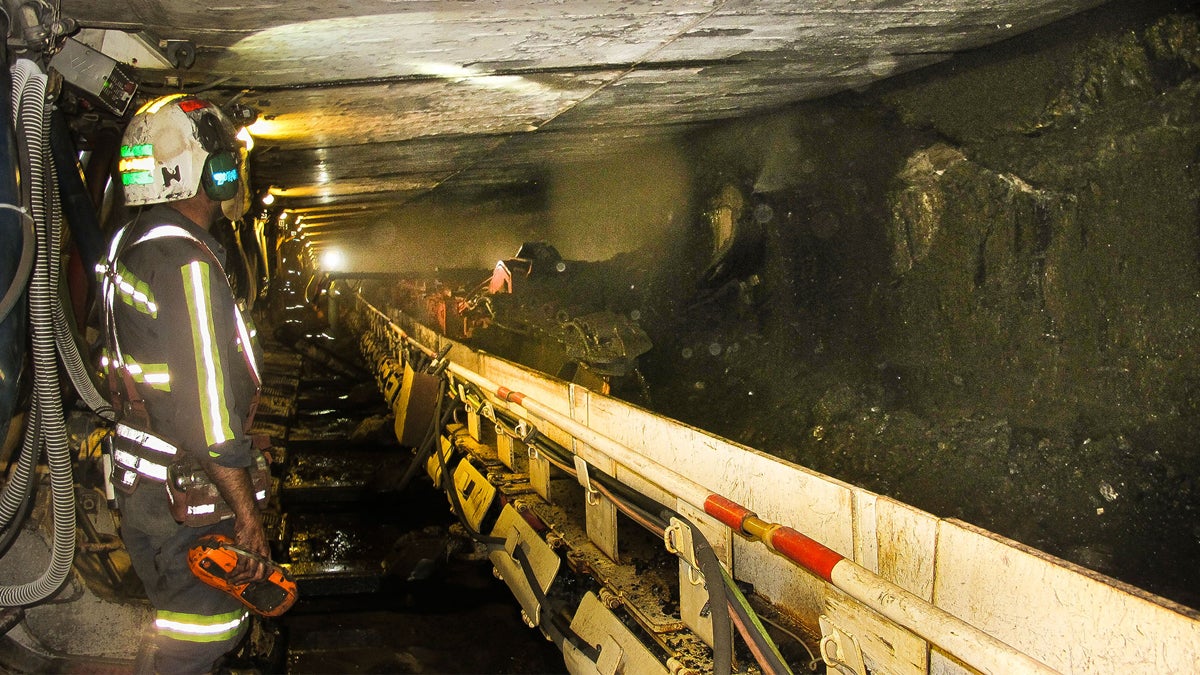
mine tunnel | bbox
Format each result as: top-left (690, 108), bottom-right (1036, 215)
top-left (0, 0), bottom-right (1199, 673)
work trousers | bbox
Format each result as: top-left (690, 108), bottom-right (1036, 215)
top-left (119, 482), bottom-right (249, 674)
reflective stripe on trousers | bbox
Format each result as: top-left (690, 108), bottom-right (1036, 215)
top-left (154, 608), bottom-right (247, 643)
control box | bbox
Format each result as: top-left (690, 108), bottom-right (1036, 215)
top-left (50, 38), bottom-right (137, 115)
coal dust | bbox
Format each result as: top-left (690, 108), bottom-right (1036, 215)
top-left (336, 141), bottom-right (691, 273)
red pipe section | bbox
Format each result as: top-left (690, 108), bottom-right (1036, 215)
top-left (496, 386), bottom-right (525, 405)
top-left (705, 494), bottom-right (845, 582)
top-left (766, 526), bottom-right (844, 582)
top-left (704, 494), bottom-right (753, 530)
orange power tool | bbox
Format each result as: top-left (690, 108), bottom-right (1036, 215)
top-left (187, 534), bottom-right (299, 617)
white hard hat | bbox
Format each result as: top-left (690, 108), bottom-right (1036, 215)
top-left (119, 94), bottom-right (246, 211)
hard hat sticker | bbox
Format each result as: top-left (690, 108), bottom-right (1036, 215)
top-left (162, 165), bottom-right (182, 187)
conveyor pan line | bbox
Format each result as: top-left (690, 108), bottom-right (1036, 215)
top-left (354, 294), bottom-right (1058, 675)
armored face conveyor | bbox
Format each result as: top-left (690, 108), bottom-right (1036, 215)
top-left (342, 285), bottom-right (1199, 675)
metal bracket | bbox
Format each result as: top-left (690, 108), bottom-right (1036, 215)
top-left (456, 382), bottom-right (494, 422)
top-left (478, 401), bottom-right (495, 422)
top-left (573, 456), bottom-right (602, 506)
top-left (564, 592), bottom-right (673, 675)
top-left (819, 614), bottom-right (868, 675)
top-left (489, 505), bottom-right (561, 633)
top-left (663, 518), bottom-right (704, 585)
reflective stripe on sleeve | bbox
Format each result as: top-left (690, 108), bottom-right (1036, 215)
top-left (120, 357), bottom-right (172, 392)
top-left (233, 309), bottom-right (260, 384)
top-left (181, 260), bottom-right (236, 450)
top-left (112, 261), bottom-right (158, 317)
top-left (155, 609), bottom-right (247, 643)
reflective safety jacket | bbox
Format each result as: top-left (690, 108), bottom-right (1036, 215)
top-left (98, 205), bottom-right (262, 491)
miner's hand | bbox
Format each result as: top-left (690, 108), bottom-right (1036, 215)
top-left (203, 461), bottom-right (271, 584)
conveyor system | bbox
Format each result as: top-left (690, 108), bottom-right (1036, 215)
top-left (344, 285), bottom-right (1200, 675)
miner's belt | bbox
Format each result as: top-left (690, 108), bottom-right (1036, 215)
top-left (112, 447), bottom-right (169, 482)
top-left (115, 423), bottom-right (178, 457)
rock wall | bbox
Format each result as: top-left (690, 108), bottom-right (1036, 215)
top-left (881, 9), bottom-right (1200, 433)
top-left (646, 1), bottom-right (1200, 606)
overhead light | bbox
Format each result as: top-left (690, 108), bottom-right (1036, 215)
top-left (319, 249), bottom-right (346, 272)
top-left (261, 192), bottom-right (275, 206)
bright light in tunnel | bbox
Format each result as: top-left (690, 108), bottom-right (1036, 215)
top-left (247, 117), bottom-right (286, 140)
top-left (319, 249), bottom-right (346, 272)
top-left (236, 126), bottom-right (255, 151)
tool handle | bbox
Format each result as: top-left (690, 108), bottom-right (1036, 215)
top-left (221, 541), bottom-right (275, 567)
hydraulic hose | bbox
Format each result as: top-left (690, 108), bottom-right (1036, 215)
top-left (47, 107), bottom-right (115, 420)
top-left (49, 109), bottom-right (103, 271)
top-left (671, 513), bottom-right (733, 675)
top-left (45, 132), bottom-right (112, 420)
top-left (0, 402), bottom-right (39, 531)
top-left (0, 56), bottom-right (38, 531)
top-left (0, 59), bottom-right (77, 607)
top-left (52, 273), bottom-right (114, 420)
top-left (393, 386), bottom-right (457, 493)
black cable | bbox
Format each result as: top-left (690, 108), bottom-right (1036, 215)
top-left (0, 443), bottom-right (39, 558)
top-left (493, 411), bottom-right (669, 533)
top-left (426, 343), bottom-right (452, 375)
top-left (433, 391), bottom-right (504, 548)
top-left (0, 204), bottom-right (33, 324)
top-left (427, 343), bottom-right (774, 675)
top-left (361, 308), bottom-right (783, 673)
top-left (510, 542), bottom-right (601, 663)
top-left (393, 379), bottom-right (457, 492)
top-left (490, 403), bottom-right (731, 672)
top-left (670, 512), bottom-right (733, 675)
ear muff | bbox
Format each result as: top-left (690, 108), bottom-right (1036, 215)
top-left (201, 151), bottom-right (239, 201)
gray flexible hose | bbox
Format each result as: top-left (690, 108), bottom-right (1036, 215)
top-left (7, 52), bottom-right (111, 422)
top-left (0, 61), bottom-right (39, 529)
top-left (0, 400), bottom-right (39, 527)
top-left (0, 59), bottom-right (77, 606)
top-left (53, 291), bottom-right (114, 419)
